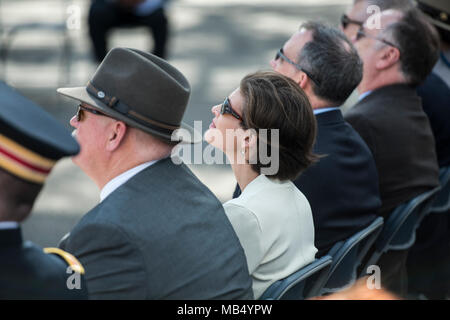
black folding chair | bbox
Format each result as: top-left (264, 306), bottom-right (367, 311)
top-left (321, 217), bottom-right (384, 294)
top-left (361, 186), bottom-right (441, 272)
top-left (429, 166), bottom-right (450, 214)
top-left (259, 255), bottom-right (332, 300)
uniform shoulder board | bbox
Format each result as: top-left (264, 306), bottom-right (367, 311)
top-left (44, 247), bottom-right (85, 275)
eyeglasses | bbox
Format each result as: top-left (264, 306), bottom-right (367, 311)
top-left (221, 97), bottom-right (241, 120)
top-left (274, 48), bottom-right (321, 87)
top-left (355, 26), bottom-right (401, 53)
top-left (76, 104), bottom-right (108, 122)
top-left (340, 14), bottom-right (364, 30)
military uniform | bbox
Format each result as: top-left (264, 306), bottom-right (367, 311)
top-left (0, 81), bottom-right (87, 299)
top-left (0, 227), bottom-right (87, 299)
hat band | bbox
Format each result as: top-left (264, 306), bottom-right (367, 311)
top-left (0, 134), bottom-right (55, 184)
top-left (87, 81), bottom-right (180, 137)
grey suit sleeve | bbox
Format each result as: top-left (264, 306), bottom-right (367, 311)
top-left (59, 222), bottom-right (147, 299)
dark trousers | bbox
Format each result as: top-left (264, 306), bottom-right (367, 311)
top-left (406, 212), bottom-right (450, 299)
top-left (88, 0), bottom-right (169, 62)
top-left (377, 250), bottom-right (409, 296)
top-left (360, 247), bottom-right (409, 297)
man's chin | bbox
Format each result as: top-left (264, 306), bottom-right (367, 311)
top-left (71, 155), bottom-right (80, 166)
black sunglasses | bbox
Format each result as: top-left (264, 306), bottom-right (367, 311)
top-left (221, 97), bottom-right (241, 120)
top-left (76, 104), bottom-right (108, 122)
top-left (355, 26), bottom-right (401, 53)
top-left (340, 14), bottom-right (364, 29)
top-left (275, 48), bottom-right (321, 87)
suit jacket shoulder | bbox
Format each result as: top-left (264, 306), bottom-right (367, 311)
top-left (62, 157), bottom-right (253, 300)
top-left (344, 84), bottom-right (440, 216)
top-left (294, 110), bottom-right (380, 256)
top-left (417, 72), bottom-right (450, 167)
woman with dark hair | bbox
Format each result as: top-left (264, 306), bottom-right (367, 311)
top-left (205, 71), bottom-right (318, 299)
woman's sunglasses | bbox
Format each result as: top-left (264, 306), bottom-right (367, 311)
top-left (221, 97), bottom-right (241, 120)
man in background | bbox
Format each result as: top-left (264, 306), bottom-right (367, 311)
top-left (0, 81), bottom-right (87, 299)
top-left (88, 0), bottom-right (169, 62)
top-left (340, 0), bottom-right (414, 40)
top-left (344, 8), bottom-right (440, 295)
top-left (407, 0), bottom-right (450, 300)
top-left (342, 0), bottom-right (450, 299)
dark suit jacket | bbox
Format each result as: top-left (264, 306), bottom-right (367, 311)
top-left (0, 227), bottom-right (88, 299)
top-left (417, 72), bottom-right (450, 168)
top-left (60, 157), bottom-right (253, 300)
top-left (406, 72), bottom-right (450, 299)
top-left (234, 110), bottom-right (381, 257)
top-left (294, 110), bottom-right (381, 257)
top-left (345, 84), bottom-right (440, 218)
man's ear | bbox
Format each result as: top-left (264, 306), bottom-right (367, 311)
top-left (297, 71), bottom-right (311, 90)
top-left (106, 121), bottom-right (127, 151)
top-left (296, 71), bottom-right (308, 89)
top-left (376, 46), bottom-right (400, 70)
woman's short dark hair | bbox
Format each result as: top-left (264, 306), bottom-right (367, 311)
top-left (239, 71), bottom-right (318, 181)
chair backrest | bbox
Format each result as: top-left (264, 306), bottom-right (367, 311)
top-left (321, 217), bottom-right (384, 293)
top-left (363, 186), bottom-right (441, 270)
top-left (429, 166), bottom-right (450, 214)
top-left (259, 255), bottom-right (332, 300)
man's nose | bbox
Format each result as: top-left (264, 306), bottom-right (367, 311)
top-left (211, 104), bottom-right (220, 115)
top-left (69, 115), bottom-right (78, 128)
top-left (270, 59), bottom-right (277, 69)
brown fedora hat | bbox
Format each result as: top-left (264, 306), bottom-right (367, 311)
top-left (57, 47), bottom-right (201, 143)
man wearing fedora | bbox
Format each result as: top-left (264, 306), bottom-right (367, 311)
top-left (57, 47), bottom-right (253, 299)
top-left (0, 81), bottom-right (87, 299)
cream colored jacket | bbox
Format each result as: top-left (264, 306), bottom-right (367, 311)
top-left (224, 174), bottom-right (317, 299)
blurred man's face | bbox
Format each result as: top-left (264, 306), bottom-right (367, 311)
top-left (341, 0), bottom-right (368, 40)
top-left (270, 29), bottom-right (313, 82)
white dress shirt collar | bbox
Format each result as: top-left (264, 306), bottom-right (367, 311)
top-left (359, 90), bottom-right (373, 101)
top-left (313, 107), bottom-right (340, 115)
top-left (100, 160), bottom-right (159, 202)
top-left (0, 221), bottom-right (20, 230)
